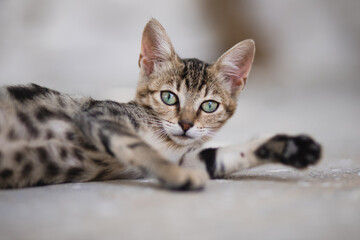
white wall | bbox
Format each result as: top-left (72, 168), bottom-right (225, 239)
top-left (0, 0), bottom-right (359, 99)
top-left (0, 0), bottom-right (216, 97)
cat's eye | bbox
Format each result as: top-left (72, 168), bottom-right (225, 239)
top-left (161, 91), bottom-right (178, 106)
top-left (201, 100), bottom-right (219, 113)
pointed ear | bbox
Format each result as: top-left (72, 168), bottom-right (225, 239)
top-left (139, 18), bottom-right (176, 76)
top-left (213, 39), bottom-right (255, 98)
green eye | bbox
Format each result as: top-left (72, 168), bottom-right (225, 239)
top-left (201, 100), bottom-right (219, 113)
top-left (161, 91), bottom-right (178, 105)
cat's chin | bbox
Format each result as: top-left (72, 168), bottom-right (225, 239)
top-left (168, 134), bottom-right (198, 146)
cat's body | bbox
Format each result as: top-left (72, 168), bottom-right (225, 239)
top-left (0, 19), bottom-right (321, 190)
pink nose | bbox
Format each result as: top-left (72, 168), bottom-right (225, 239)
top-left (178, 121), bottom-right (193, 132)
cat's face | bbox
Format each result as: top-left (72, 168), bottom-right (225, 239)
top-left (137, 58), bottom-right (236, 146)
top-left (136, 19), bottom-right (255, 146)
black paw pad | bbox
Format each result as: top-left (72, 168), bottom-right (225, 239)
top-left (254, 146), bottom-right (270, 159)
top-left (256, 134), bottom-right (322, 169)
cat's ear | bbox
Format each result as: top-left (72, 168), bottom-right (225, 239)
top-left (139, 18), bottom-right (176, 76)
top-left (213, 39), bottom-right (255, 97)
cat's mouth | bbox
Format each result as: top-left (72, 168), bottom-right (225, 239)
top-left (168, 133), bottom-right (197, 145)
top-left (172, 134), bottom-right (193, 139)
top-left (161, 121), bottom-right (198, 145)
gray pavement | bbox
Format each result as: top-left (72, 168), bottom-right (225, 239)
top-left (1, 163), bottom-right (359, 240)
top-left (1, 81), bottom-right (359, 240)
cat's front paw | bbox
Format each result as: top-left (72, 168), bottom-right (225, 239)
top-left (157, 166), bottom-right (209, 191)
top-left (255, 134), bottom-right (322, 168)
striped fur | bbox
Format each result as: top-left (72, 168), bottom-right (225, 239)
top-left (0, 19), bottom-right (321, 190)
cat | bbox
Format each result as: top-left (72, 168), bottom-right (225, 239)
top-left (0, 18), bottom-right (321, 190)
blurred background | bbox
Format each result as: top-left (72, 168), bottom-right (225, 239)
top-left (1, 2), bottom-right (360, 240)
top-left (0, 0), bottom-right (359, 160)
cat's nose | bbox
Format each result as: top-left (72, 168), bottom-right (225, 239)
top-left (178, 120), bottom-right (193, 132)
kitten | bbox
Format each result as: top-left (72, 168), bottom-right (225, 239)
top-left (0, 19), bottom-right (321, 190)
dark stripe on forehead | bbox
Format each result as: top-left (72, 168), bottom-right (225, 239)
top-left (197, 72), bottom-right (207, 91)
top-left (204, 86), bottom-right (209, 97)
top-left (176, 79), bottom-right (181, 91)
top-left (181, 61), bottom-right (188, 79)
top-left (181, 58), bottom-right (210, 91)
top-left (185, 78), bottom-right (190, 89)
top-left (198, 65), bottom-right (209, 91)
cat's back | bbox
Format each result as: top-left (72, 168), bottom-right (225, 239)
top-left (0, 83), bottom-right (88, 112)
top-left (0, 84), bottom-right (120, 188)
top-left (0, 83), bottom-right (90, 143)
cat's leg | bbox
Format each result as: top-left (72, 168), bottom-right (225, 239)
top-left (0, 139), bottom-right (113, 188)
top-left (182, 134), bottom-right (321, 178)
top-left (75, 109), bottom-right (208, 190)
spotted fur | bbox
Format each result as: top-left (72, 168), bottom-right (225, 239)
top-left (0, 19), bottom-right (321, 190)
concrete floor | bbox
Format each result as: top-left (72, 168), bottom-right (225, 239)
top-left (1, 163), bottom-right (359, 240)
top-left (1, 81), bottom-right (359, 240)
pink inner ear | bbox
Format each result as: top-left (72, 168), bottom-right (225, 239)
top-left (223, 66), bottom-right (245, 91)
top-left (223, 55), bottom-right (253, 93)
top-left (226, 76), bottom-right (244, 94)
top-left (139, 37), bottom-right (156, 75)
top-left (139, 19), bottom-right (176, 77)
top-left (139, 54), bottom-right (154, 76)
top-left (216, 40), bottom-right (255, 95)
top-left (139, 32), bottom-right (170, 76)
top-left (233, 76), bottom-right (245, 87)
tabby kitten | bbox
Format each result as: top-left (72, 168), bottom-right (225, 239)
top-left (0, 19), bottom-right (321, 190)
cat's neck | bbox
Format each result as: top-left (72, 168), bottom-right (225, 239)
top-left (139, 127), bottom-right (201, 164)
top-left (129, 100), bottom-right (204, 162)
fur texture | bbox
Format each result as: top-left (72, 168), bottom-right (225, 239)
top-left (0, 19), bottom-right (321, 190)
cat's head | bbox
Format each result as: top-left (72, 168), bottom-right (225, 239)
top-left (135, 19), bottom-right (255, 146)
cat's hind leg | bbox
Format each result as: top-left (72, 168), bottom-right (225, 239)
top-left (0, 139), bottom-right (114, 188)
top-left (184, 134), bottom-right (321, 178)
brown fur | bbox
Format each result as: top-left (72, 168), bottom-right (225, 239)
top-left (0, 19), bottom-right (258, 190)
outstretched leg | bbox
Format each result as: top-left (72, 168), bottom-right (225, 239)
top-left (182, 134), bottom-right (321, 178)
